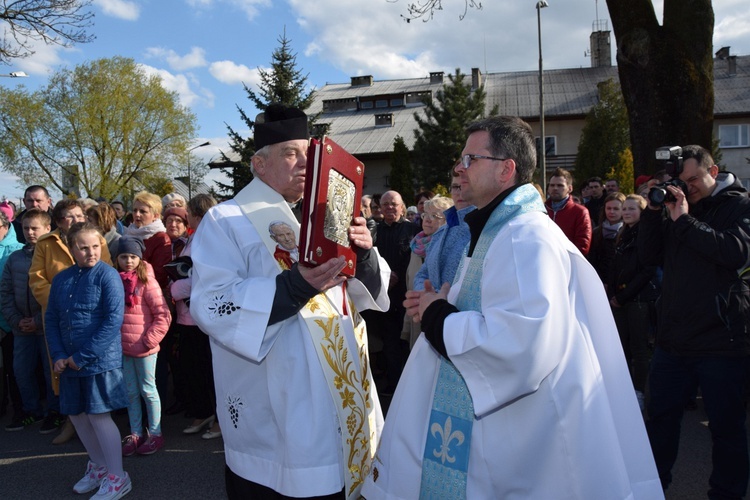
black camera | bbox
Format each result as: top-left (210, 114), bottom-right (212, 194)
top-left (648, 178), bottom-right (689, 206)
top-left (164, 256), bottom-right (193, 281)
top-left (648, 146), bottom-right (689, 206)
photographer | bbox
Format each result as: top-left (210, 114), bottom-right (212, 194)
top-left (638, 145), bottom-right (750, 499)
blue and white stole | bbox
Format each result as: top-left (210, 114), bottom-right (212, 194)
top-left (419, 184), bottom-right (546, 499)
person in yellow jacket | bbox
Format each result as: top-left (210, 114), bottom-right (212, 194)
top-left (29, 199), bottom-right (112, 444)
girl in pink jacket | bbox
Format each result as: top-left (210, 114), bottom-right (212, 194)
top-left (116, 237), bottom-right (171, 456)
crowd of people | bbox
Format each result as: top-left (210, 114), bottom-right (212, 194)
top-left (0, 105), bottom-right (748, 500)
top-left (0, 187), bottom-right (218, 499)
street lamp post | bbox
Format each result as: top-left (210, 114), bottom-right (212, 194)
top-left (537, 0), bottom-right (549, 196)
top-left (0, 71), bottom-right (28, 78)
top-left (187, 141), bottom-right (210, 199)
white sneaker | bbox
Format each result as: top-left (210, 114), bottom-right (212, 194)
top-left (73, 461), bottom-right (108, 494)
top-left (90, 472), bottom-right (132, 500)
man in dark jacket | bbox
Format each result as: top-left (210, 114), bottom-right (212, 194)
top-left (584, 176), bottom-right (605, 226)
top-left (368, 190), bottom-right (418, 394)
top-left (638, 145), bottom-right (750, 499)
top-left (11, 185), bottom-right (55, 244)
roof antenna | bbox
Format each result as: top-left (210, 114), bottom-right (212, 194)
top-left (483, 33), bottom-right (487, 75)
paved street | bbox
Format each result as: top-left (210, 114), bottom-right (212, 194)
top-left (1, 409), bottom-right (226, 498)
top-left (0, 394), bottom-right (745, 499)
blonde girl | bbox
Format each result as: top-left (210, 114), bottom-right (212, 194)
top-left (45, 222), bottom-right (131, 498)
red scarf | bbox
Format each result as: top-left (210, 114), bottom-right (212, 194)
top-left (119, 270), bottom-right (139, 307)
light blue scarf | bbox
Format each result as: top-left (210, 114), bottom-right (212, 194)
top-left (419, 184), bottom-right (546, 499)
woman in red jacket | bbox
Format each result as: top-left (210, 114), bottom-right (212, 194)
top-left (116, 237), bottom-right (171, 456)
top-left (123, 191), bottom-right (172, 290)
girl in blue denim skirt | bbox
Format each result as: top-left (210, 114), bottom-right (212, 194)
top-left (46, 222), bottom-right (131, 500)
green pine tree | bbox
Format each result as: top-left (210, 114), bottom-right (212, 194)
top-left (216, 28), bottom-right (315, 196)
top-left (389, 136), bottom-right (415, 200)
top-left (412, 68), bottom-right (496, 191)
top-left (575, 79), bottom-right (630, 186)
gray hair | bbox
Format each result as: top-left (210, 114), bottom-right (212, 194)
top-left (424, 196), bottom-right (454, 213)
top-left (250, 145), bottom-right (272, 177)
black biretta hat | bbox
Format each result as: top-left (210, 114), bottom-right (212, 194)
top-left (254, 104), bottom-right (310, 149)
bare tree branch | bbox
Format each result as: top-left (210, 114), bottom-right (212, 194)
top-left (0, 0), bottom-right (95, 63)
top-left (387, 0), bottom-right (482, 22)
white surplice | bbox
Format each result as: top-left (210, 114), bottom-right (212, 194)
top-left (190, 180), bottom-right (390, 497)
top-left (362, 211), bottom-right (663, 500)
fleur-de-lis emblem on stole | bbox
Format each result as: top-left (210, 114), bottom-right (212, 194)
top-left (430, 415), bottom-right (465, 464)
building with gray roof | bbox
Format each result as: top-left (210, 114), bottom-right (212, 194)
top-left (308, 48), bottom-right (750, 196)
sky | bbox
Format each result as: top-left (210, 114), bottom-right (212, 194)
top-left (1, 0), bottom-right (749, 204)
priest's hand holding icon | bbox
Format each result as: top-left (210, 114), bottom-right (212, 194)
top-left (298, 256), bottom-right (347, 292)
top-left (348, 217), bottom-right (373, 250)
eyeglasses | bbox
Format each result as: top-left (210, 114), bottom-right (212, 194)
top-left (422, 212), bottom-right (445, 221)
top-left (450, 185), bottom-right (461, 192)
top-left (461, 154), bottom-right (508, 170)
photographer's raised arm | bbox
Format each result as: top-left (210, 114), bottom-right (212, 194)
top-left (637, 205), bottom-right (667, 266)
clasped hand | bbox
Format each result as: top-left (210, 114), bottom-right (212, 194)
top-left (18, 317), bottom-right (36, 333)
top-left (404, 279), bottom-right (450, 323)
top-left (53, 356), bottom-right (79, 374)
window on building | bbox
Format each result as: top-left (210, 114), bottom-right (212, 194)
top-left (535, 136), bottom-right (557, 156)
top-left (323, 98), bottom-right (357, 112)
top-left (405, 91), bottom-right (431, 105)
top-left (719, 124), bottom-right (750, 148)
top-left (360, 101), bottom-right (374, 109)
top-left (390, 98), bottom-right (404, 107)
top-left (375, 114), bottom-right (394, 127)
top-left (375, 100), bottom-right (388, 108)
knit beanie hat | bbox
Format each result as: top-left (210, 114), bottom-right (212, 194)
top-left (0, 201), bottom-right (14, 222)
top-left (163, 207), bottom-right (188, 224)
top-left (118, 236), bottom-right (145, 258)
top-left (162, 193), bottom-right (186, 208)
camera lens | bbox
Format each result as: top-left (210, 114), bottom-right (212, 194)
top-left (648, 187), bottom-right (667, 206)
